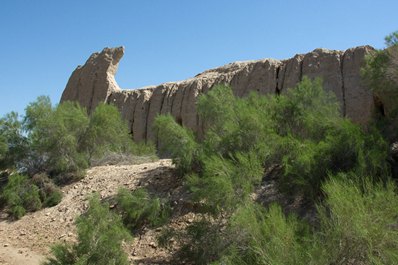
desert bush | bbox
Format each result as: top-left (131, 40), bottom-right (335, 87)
top-left (1, 174), bottom-right (42, 219)
top-left (219, 203), bottom-right (311, 265)
top-left (22, 97), bottom-right (155, 180)
top-left (43, 194), bottom-right (131, 265)
top-left (160, 78), bottom-right (388, 206)
top-left (116, 187), bottom-right (170, 232)
top-left (33, 101), bottom-right (90, 176)
top-left (154, 114), bottom-right (198, 174)
top-left (187, 151), bottom-right (264, 215)
top-left (0, 112), bottom-right (28, 171)
top-left (31, 173), bottom-right (62, 207)
top-left (154, 78), bottom-right (393, 264)
top-left (157, 218), bottom-right (228, 265)
top-left (362, 31), bottom-right (398, 141)
top-left (362, 31), bottom-right (398, 95)
top-left (179, 219), bottom-right (226, 265)
top-left (0, 134), bottom-right (7, 161)
top-left (278, 120), bottom-right (388, 199)
top-left (312, 175), bottom-right (398, 265)
top-left (81, 103), bottom-right (137, 161)
top-left (265, 78), bottom-right (388, 200)
top-left (218, 176), bottom-right (398, 265)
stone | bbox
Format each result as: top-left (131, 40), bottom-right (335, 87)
top-left (60, 46), bottom-right (379, 143)
top-left (302, 48), bottom-right (344, 112)
top-left (61, 47), bottom-right (124, 114)
top-left (343, 46), bottom-right (375, 125)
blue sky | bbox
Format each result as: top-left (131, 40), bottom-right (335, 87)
top-left (0, 0), bottom-right (397, 116)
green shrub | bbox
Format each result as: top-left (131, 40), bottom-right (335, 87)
top-left (1, 174), bottom-right (42, 219)
top-left (179, 219), bottom-right (226, 265)
top-left (43, 194), bottom-right (131, 265)
top-left (0, 134), bottom-right (7, 161)
top-left (154, 114), bottom-right (198, 174)
top-left (313, 175), bottom-right (398, 265)
top-left (362, 31), bottom-right (398, 141)
top-left (278, 120), bottom-right (386, 199)
top-left (0, 112), bottom-right (28, 171)
top-left (116, 187), bottom-right (170, 232)
top-left (267, 79), bottom-right (389, 200)
top-left (81, 103), bottom-right (137, 161)
top-left (187, 151), bottom-right (263, 215)
top-left (31, 173), bottom-right (62, 207)
top-left (23, 98), bottom-right (153, 180)
top-left (362, 31), bottom-right (398, 95)
top-left (23, 95), bottom-right (52, 131)
top-left (155, 79), bottom-right (393, 264)
top-left (36, 101), bottom-right (90, 176)
top-left (219, 203), bottom-right (310, 265)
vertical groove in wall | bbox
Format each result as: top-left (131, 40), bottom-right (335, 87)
top-left (105, 92), bottom-right (113, 104)
top-left (169, 85), bottom-right (178, 116)
top-left (178, 85), bottom-right (188, 125)
top-left (88, 74), bottom-right (98, 114)
top-left (144, 94), bottom-right (152, 143)
top-left (275, 65), bottom-right (281, 95)
top-left (299, 58), bottom-right (304, 81)
top-left (130, 93), bottom-right (138, 139)
top-left (158, 86), bottom-right (166, 115)
top-left (340, 52), bottom-right (347, 117)
top-left (279, 62), bottom-right (287, 92)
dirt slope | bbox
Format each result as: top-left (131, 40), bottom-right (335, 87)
top-left (0, 159), bottom-right (187, 265)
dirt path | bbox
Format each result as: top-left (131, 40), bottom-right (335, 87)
top-left (0, 159), bottom-right (182, 265)
top-left (0, 244), bottom-right (43, 265)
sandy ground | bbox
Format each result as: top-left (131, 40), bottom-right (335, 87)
top-left (0, 159), bottom-right (190, 265)
top-left (0, 245), bottom-right (44, 265)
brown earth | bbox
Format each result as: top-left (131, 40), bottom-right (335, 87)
top-left (0, 159), bottom-right (198, 265)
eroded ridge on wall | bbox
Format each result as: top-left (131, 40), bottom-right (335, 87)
top-left (60, 45), bottom-right (375, 142)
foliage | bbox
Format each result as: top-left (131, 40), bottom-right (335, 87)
top-left (30, 101), bottom-right (90, 176)
top-left (154, 114), bottom-right (198, 174)
top-left (218, 176), bottom-right (398, 265)
top-left (116, 187), bottom-right (170, 232)
top-left (0, 173), bottom-right (62, 219)
top-left (313, 175), bottom-right (398, 265)
top-left (20, 97), bottom-right (155, 179)
top-left (0, 112), bottom-right (28, 171)
top-left (187, 151), bottom-right (263, 215)
top-left (178, 219), bottom-right (226, 265)
top-left (31, 173), bottom-right (63, 207)
top-left (219, 203), bottom-right (310, 265)
top-left (43, 194), bottom-right (131, 265)
top-left (361, 31), bottom-right (398, 141)
top-left (157, 78), bottom-right (388, 210)
top-left (362, 31), bottom-right (398, 95)
top-left (155, 77), bottom-right (392, 264)
top-left (23, 95), bottom-right (52, 131)
top-left (0, 134), bottom-right (7, 161)
top-left (0, 97), bottom-right (154, 218)
top-left (1, 174), bottom-right (42, 219)
top-left (81, 103), bottom-right (136, 161)
top-left (157, 219), bottom-right (227, 265)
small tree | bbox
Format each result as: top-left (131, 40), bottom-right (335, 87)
top-left (43, 194), bottom-right (131, 265)
top-left (362, 31), bottom-right (398, 141)
top-left (154, 114), bottom-right (197, 174)
top-left (0, 112), bottom-right (28, 171)
top-left (1, 174), bottom-right (42, 219)
top-left (81, 103), bottom-right (135, 162)
top-left (116, 188), bottom-right (170, 232)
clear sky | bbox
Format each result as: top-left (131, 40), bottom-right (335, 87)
top-left (0, 0), bottom-right (397, 116)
